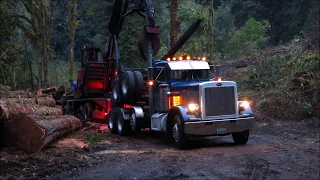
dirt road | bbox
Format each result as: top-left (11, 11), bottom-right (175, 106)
top-left (57, 115), bottom-right (319, 180)
top-left (1, 114), bottom-right (319, 180)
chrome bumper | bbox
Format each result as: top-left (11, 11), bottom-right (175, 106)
top-left (184, 117), bottom-right (253, 136)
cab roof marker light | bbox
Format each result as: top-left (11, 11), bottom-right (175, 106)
top-left (186, 56), bottom-right (191, 60)
top-left (179, 56), bottom-right (183, 60)
top-left (173, 57), bottom-right (177, 61)
top-left (202, 57), bottom-right (206, 61)
top-left (166, 58), bottom-right (171, 61)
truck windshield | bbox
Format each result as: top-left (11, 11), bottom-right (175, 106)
top-left (171, 69), bottom-right (209, 81)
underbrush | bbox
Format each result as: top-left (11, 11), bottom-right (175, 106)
top-left (239, 42), bottom-right (319, 120)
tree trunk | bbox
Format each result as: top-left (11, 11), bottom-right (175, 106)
top-left (208, 0), bottom-right (214, 63)
top-left (170, 0), bottom-right (180, 48)
top-left (68, 1), bottom-right (78, 85)
top-left (38, 45), bottom-right (44, 88)
top-left (0, 64), bottom-right (6, 85)
top-left (3, 113), bottom-right (82, 153)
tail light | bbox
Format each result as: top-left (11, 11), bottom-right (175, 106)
top-left (88, 81), bottom-right (103, 89)
top-left (168, 96), bottom-right (182, 108)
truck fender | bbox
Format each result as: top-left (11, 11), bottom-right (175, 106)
top-left (166, 106), bottom-right (189, 132)
top-left (132, 106), bottom-right (144, 118)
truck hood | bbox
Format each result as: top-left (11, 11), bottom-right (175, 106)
top-left (170, 80), bottom-right (207, 90)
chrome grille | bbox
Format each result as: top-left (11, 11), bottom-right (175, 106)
top-left (204, 86), bottom-right (236, 116)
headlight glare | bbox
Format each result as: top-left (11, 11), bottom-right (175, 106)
top-left (239, 101), bottom-right (250, 109)
top-left (188, 103), bottom-right (199, 111)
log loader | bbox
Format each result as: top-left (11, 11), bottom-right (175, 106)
top-left (63, 0), bottom-right (254, 149)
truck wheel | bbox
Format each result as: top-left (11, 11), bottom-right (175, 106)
top-left (121, 71), bottom-right (135, 102)
top-left (171, 114), bottom-right (188, 149)
top-left (130, 111), bottom-right (141, 134)
top-left (85, 102), bottom-right (93, 120)
top-left (108, 110), bottom-right (117, 134)
top-left (111, 78), bottom-right (120, 105)
top-left (232, 130), bottom-right (250, 144)
top-left (133, 71), bottom-right (144, 101)
top-left (117, 111), bottom-right (131, 136)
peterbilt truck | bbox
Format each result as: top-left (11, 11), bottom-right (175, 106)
top-left (108, 54), bottom-right (254, 149)
top-left (63, 0), bottom-right (254, 149)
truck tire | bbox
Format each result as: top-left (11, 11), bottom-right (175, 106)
top-left (133, 71), bottom-right (144, 101)
top-left (117, 110), bottom-right (131, 136)
top-left (171, 114), bottom-right (188, 149)
top-left (108, 110), bottom-right (118, 134)
top-left (121, 71), bottom-right (135, 103)
top-left (111, 78), bottom-right (121, 105)
top-left (232, 130), bottom-right (250, 144)
top-left (130, 111), bottom-right (141, 134)
top-left (85, 102), bottom-right (93, 120)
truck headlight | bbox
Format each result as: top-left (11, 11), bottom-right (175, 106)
top-left (188, 103), bottom-right (199, 111)
top-left (238, 101), bottom-right (249, 111)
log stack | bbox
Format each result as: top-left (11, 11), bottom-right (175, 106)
top-left (0, 86), bottom-right (82, 153)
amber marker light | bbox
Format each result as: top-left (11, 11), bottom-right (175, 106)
top-left (173, 57), bottom-right (177, 61)
top-left (186, 56), bottom-right (191, 60)
top-left (147, 80), bottom-right (154, 86)
top-left (166, 58), bottom-right (171, 61)
top-left (202, 57), bottom-right (206, 61)
top-left (168, 95), bottom-right (182, 108)
top-left (179, 56), bottom-right (183, 60)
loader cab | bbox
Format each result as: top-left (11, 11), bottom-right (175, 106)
top-left (76, 47), bottom-right (109, 98)
top-left (81, 47), bottom-right (103, 66)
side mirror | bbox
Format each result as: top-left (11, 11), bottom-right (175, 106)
top-left (209, 65), bottom-right (221, 77)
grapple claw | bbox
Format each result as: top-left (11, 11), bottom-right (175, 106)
top-left (138, 28), bottom-right (160, 61)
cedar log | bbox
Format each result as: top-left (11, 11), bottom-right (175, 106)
top-left (3, 113), bottom-right (82, 153)
top-left (0, 89), bottom-right (35, 98)
top-left (0, 99), bottom-right (61, 121)
top-left (36, 86), bottom-right (57, 96)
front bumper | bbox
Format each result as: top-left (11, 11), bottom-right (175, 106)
top-left (184, 117), bottom-right (253, 136)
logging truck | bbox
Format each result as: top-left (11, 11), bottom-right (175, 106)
top-left (62, 0), bottom-right (254, 149)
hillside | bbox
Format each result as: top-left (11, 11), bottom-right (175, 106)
top-left (223, 39), bottom-right (319, 121)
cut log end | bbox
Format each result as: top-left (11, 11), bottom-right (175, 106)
top-left (2, 113), bottom-right (82, 153)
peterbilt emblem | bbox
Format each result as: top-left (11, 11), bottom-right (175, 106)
top-left (216, 83), bottom-right (222, 86)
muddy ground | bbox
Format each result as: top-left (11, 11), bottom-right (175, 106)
top-left (0, 110), bottom-right (319, 180)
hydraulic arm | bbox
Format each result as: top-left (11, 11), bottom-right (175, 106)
top-left (106, 0), bottom-right (160, 61)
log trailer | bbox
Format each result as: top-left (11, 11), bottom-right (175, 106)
top-left (63, 0), bottom-right (254, 149)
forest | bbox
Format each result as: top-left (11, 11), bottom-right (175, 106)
top-left (0, 0), bottom-right (319, 119)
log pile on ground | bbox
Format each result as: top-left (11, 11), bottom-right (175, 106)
top-left (0, 86), bottom-right (82, 153)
